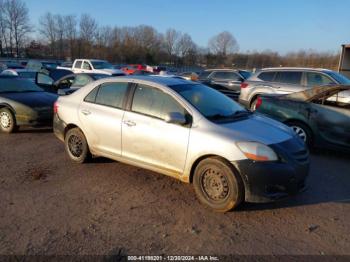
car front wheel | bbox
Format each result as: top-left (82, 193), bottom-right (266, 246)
top-left (0, 108), bottom-right (17, 133)
top-left (65, 128), bottom-right (91, 163)
top-left (193, 157), bottom-right (244, 212)
top-left (287, 121), bottom-right (313, 147)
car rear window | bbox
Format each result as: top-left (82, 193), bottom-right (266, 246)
top-left (257, 72), bottom-right (275, 81)
top-left (274, 71), bottom-right (302, 85)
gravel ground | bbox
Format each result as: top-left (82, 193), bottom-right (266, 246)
top-left (0, 129), bottom-right (349, 257)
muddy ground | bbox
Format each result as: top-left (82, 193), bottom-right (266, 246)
top-left (0, 129), bottom-right (349, 256)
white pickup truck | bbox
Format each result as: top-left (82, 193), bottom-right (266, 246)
top-left (68, 59), bottom-right (125, 76)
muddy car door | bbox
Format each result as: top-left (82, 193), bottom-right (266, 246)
top-left (121, 84), bottom-right (191, 174)
top-left (310, 102), bottom-right (350, 147)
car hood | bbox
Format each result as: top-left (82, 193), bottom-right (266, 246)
top-left (219, 114), bottom-right (296, 145)
top-left (0, 91), bottom-right (58, 108)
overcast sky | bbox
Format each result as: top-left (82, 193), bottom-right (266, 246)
top-left (25, 0), bottom-right (350, 54)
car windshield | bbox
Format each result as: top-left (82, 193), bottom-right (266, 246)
top-left (326, 71), bottom-right (350, 84)
top-left (0, 78), bottom-right (43, 93)
top-left (91, 61), bottom-right (114, 69)
top-left (170, 84), bottom-right (249, 122)
top-left (239, 70), bottom-right (252, 79)
top-left (198, 71), bottom-right (211, 80)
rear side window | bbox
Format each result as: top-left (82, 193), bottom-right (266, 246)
top-left (257, 72), bottom-right (275, 81)
top-left (275, 71), bottom-right (302, 85)
top-left (74, 61), bottom-right (82, 69)
top-left (132, 84), bottom-right (185, 120)
top-left (95, 82), bottom-right (128, 108)
top-left (84, 87), bottom-right (99, 103)
top-left (306, 72), bottom-right (334, 86)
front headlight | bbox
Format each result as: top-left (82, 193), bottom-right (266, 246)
top-left (236, 141), bottom-right (278, 162)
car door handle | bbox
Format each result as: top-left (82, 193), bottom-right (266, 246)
top-left (123, 120), bottom-right (136, 127)
top-left (81, 109), bottom-right (91, 115)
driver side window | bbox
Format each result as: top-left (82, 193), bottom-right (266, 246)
top-left (131, 84), bottom-right (186, 120)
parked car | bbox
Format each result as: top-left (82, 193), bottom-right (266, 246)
top-left (26, 60), bottom-right (59, 71)
top-left (70, 59), bottom-right (125, 76)
top-left (59, 61), bottom-right (73, 69)
top-left (178, 71), bottom-right (200, 81)
top-left (36, 72), bottom-right (112, 95)
top-left (239, 67), bottom-right (350, 110)
top-left (131, 70), bottom-right (153, 76)
top-left (255, 85), bottom-right (350, 152)
top-left (0, 69), bottom-right (37, 82)
top-left (121, 64), bottom-right (147, 75)
top-left (55, 73), bottom-right (113, 95)
top-left (198, 69), bottom-right (251, 92)
top-left (53, 76), bottom-right (309, 212)
top-left (0, 76), bottom-right (58, 133)
top-left (35, 68), bottom-right (74, 93)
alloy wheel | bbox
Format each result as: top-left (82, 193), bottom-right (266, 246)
top-left (291, 125), bottom-right (307, 142)
top-left (68, 134), bottom-right (84, 157)
top-left (0, 111), bottom-right (11, 129)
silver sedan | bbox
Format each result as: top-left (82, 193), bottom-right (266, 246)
top-left (53, 76), bottom-right (309, 212)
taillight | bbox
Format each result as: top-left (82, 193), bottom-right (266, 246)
top-left (241, 82), bottom-right (249, 88)
top-left (54, 101), bottom-right (59, 114)
top-left (255, 97), bottom-right (262, 109)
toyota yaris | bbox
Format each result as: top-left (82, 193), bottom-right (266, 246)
top-left (53, 76), bottom-right (309, 212)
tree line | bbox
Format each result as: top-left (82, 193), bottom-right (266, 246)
top-left (0, 0), bottom-right (340, 70)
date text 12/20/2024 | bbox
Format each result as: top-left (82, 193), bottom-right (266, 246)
top-left (127, 256), bottom-right (219, 261)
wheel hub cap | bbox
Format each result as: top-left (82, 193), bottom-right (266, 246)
top-left (0, 112), bottom-right (11, 128)
top-left (202, 168), bottom-right (229, 201)
top-left (68, 135), bottom-right (83, 157)
top-left (291, 126), bottom-right (307, 142)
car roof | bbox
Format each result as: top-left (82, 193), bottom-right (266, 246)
top-left (260, 67), bottom-right (333, 72)
top-left (101, 75), bottom-right (193, 86)
top-left (204, 68), bottom-right (237, 72)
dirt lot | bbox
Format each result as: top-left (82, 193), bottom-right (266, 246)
top-left (0, 129), bottom-right (349, 256)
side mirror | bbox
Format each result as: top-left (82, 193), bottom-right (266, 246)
top-left (36, 72), bottom-right (53, 86)
top-left (164, 112), bottom-right (187, 125)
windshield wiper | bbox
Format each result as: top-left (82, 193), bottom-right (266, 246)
top-left (207, 110), bottom-right (251, 120)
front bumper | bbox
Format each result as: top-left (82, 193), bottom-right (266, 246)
top-left (233, 139), bottom-right (310, 203)
top-left (53, 113), bottom-right (66, 142)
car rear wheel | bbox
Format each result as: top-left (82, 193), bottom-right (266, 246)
top-left (193, 157), bottom-right (244, 212)
top-left (65, 128), bottom-right (91, 163)
top-left (0, 108), bottom-right (17, 133)
top-left (287, 121), bottom-right (313, 147)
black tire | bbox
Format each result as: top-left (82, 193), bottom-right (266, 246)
top-left (64, 128), bottom-right (91, 163)
top-left (193, 157), bottom-right (244, 212)
top-left (286, 121), bottom-right (313, 147)
top-left (0, 108), bottom-right (17, 134)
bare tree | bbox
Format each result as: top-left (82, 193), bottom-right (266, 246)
top-left (1, 0), bottom-right (31, 57)
top-left (39, 12), bottom-right (58, 57)
top-left (79, 14), bottom-right (97, 57)
top-left (64, 15), bottom-right (77, 59)
top-left (163, 28), bottom-right (181, 62)
top-left (54, 14), bottom-right (65, 58)
top-left (208, 31), bottom-right (238, 56)
top-left (79, 14), bottom-right (97, 41)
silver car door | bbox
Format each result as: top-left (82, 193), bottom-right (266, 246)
top-left (78, 82), bottom-right (128, 156)
top-left (121, 84), bottom-right (191, 173)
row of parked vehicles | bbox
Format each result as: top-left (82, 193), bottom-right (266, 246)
top-left (0, 59), bottom-right (349, 212)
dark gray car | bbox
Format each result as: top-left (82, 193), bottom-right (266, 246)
top-left (199, 69), bottom-right (250, 92)
top-left (239, 67), bottom-right (350, 110)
